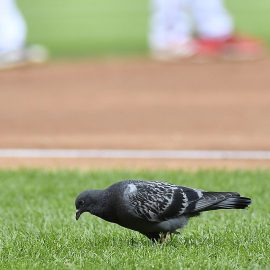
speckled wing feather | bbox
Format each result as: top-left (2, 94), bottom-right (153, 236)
top-left (124, 181), bottom-right (203, 222)
top-left (184, 192), bottom-right (241, 213)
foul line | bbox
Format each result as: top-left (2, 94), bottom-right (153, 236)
top-left (0, 149), bottom-right (270, 160)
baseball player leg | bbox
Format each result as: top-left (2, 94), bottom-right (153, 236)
top-left (0, 0), bottom-right (27, 52)
top-left (190, 0), bottom-right (264, 60)
top-left (0, 0), bottom-right (48, 69)
top-left (149, 0), bottom-right (196, 58)
top-left (191, 0), bottom-right (234, 39)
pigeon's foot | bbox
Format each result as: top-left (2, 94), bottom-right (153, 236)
top-left (144, 232), bottom-right (172, 243)
top-left (159, 232), bottom-right (171, 244)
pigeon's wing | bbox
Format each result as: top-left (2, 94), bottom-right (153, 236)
top-left (183, 192), bottom-right (241, 214)
top-left (124, 181), bottom-right (203, 222)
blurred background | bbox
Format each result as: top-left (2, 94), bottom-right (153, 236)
top-left (0, 0), bottom-right (270, 170)
top-left (18, 0), bottom-right (269, 57)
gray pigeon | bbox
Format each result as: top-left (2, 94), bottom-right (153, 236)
top-left (75, 180), bottom-right (251, 242)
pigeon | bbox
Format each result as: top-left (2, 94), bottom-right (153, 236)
top-left (75, 180), bottom-right (251, 242)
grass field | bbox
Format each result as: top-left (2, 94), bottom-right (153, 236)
top-left (18, 0), bottom-right (270, 57)
top-left (0, 169), bottom-right (269, 269)
top-left (3, 2), bottom-right (270, 269)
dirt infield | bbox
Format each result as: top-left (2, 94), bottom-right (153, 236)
top-left (1, 57), bottom-right (270, 169)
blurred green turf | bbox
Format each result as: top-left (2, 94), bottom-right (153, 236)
top-left (0, 169), bottom-right (269, 269)
top-left (18, 0), bottom-right (270, 57)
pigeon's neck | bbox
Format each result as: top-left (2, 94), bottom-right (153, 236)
top-left (91, 190), bottom-right (115, 222)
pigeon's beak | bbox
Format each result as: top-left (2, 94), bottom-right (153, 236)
top-left (76, 209), bottom-right (81, 220)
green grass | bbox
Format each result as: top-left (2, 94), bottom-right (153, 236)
top-left (0, 169), bottom-right (269, 269)
top-left (19, 0), bottom-right (148, 58)
top-left (18, 0), bottom-right (270, 57)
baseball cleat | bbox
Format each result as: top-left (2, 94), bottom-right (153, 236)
top-left (195, 35), bottom-right (266, 62)
top-left (0, 45), bottom-right (48, 70)
top-left (150, 39), bottom-right (197, 61)
top-left (151, 35), bottom-right (266, 62)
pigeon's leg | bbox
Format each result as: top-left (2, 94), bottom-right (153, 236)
top-left (164, 232), bottom-right (171, 242)
top-left (159, 232), bottom-right (171, 243)
top-left (144, 232), bottom-right (172, 243)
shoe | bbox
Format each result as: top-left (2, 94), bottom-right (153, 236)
top-left (0, 45), bottom-right (48, 70)
top-left (151, 35), bottom-right (266, 62)
top-left (195, 35), bottom-right (266, 62)
top-left (151, 40), bottom-right (197, 61)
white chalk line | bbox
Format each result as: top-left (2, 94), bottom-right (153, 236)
top-left (0, 149), bottom-right (270, 160)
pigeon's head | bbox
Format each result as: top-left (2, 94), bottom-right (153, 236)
top-left (75, 190), bottom-right (100, 220)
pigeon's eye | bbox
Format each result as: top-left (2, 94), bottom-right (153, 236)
top-left (78, 200), bottom-right (84, 206)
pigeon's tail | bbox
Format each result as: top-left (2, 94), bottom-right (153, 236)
top-left (192, 192), bottom-right (251, 213)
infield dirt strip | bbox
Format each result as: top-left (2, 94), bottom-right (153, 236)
top-left (0, 57), bottom-right (270, 169)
